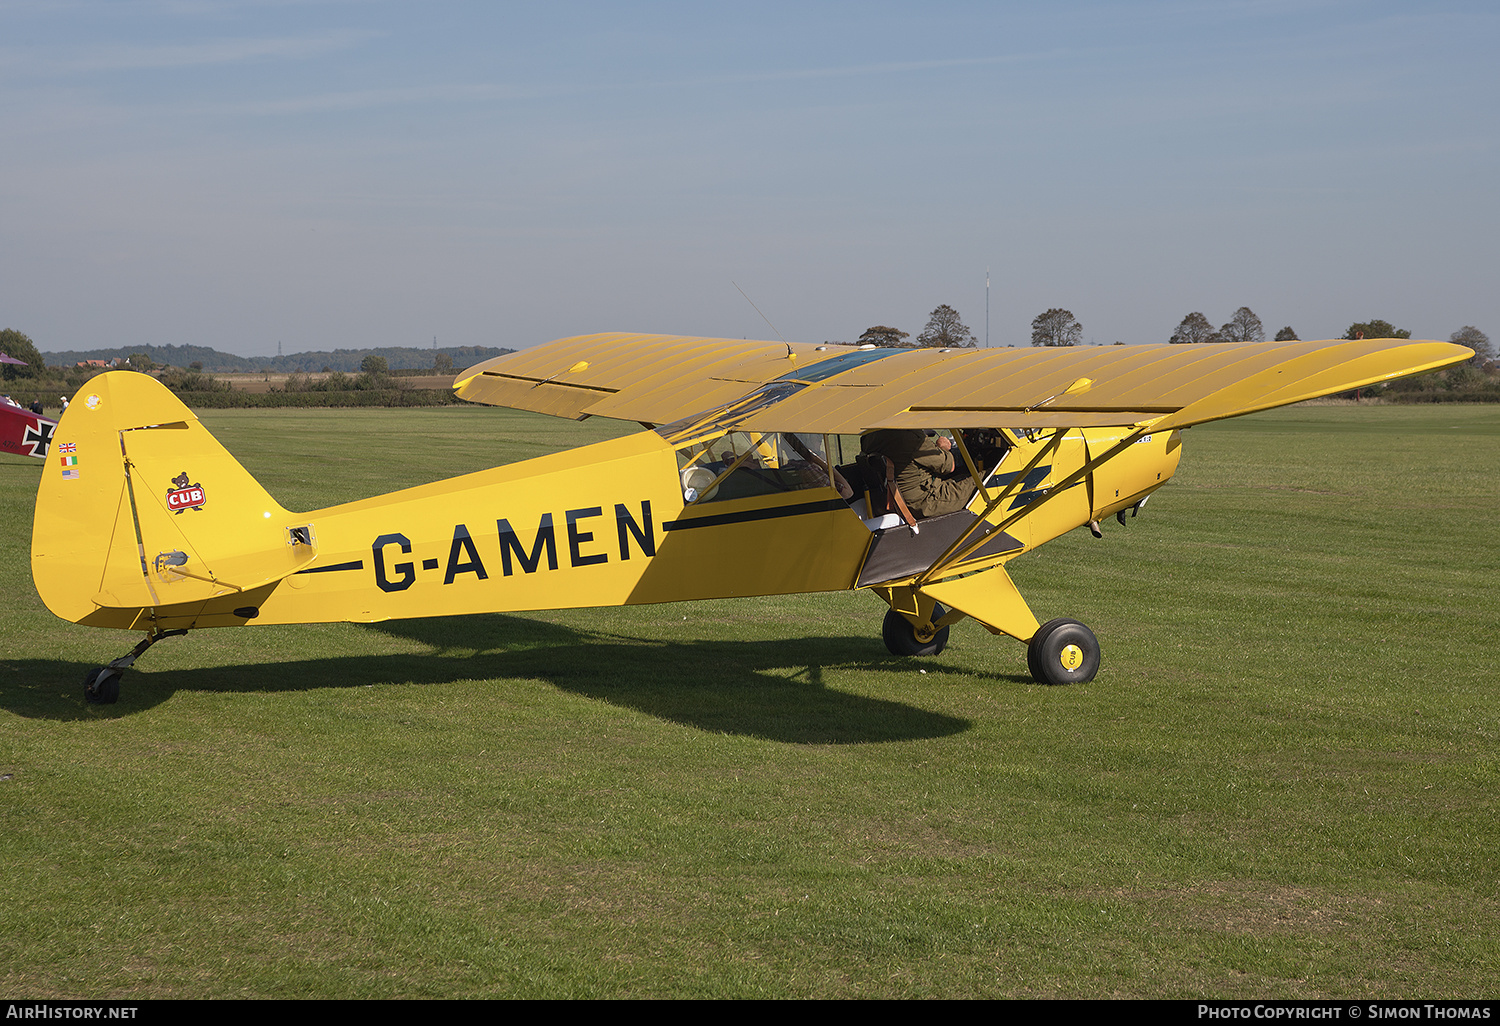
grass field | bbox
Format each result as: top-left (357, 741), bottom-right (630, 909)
top-left (2, 404), bottom-right (1496, 999)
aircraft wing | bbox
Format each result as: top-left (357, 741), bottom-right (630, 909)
top-left (455, 334), bottom-right (1472, 433)
top-left (454, 333), bottom-right (854, 422)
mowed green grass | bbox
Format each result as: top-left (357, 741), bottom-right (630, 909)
top-left (1, 404), bottom-right (1496, 999)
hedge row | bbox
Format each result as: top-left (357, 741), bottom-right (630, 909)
top-left (1389, 390), bottom-right (1500, 404)
top-left (9, 380), bottom-right (1498, 416)
top-left (167, 389), bottom-right (463, 409)
top-left (3, 387), bottom-right (462, 412)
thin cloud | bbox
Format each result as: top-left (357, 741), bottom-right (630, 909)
top-left (37, 49), bottom-right (1070, 122)
top-left (223, 50), bottom-right (1076, 117)
top-left (229, 82), bottom-right (542, 116)
top-left (3, 28), bottom-right (377, 75)
top-left (702, 50), bottom-right (1068, 86)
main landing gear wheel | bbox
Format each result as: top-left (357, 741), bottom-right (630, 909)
top-left (83, 667), bottom-right (122, 705)
top-left (882, 603), bottom-right (950, 657)
top-left (1026, 618), bottom-right (1100, 686)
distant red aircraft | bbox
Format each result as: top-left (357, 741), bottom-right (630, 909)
top-left (1, 394), bottom-right (56, 460)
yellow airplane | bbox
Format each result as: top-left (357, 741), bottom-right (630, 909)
top-left (31, 333), bottom-right (1470, 703)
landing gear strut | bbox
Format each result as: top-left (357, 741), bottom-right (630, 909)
top-left (83, 630), bottom-right (189, 705)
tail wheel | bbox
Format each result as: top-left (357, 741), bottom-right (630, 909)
top-left (1026, 618), bottom-right (1100, 685)
top-left (882, 603), bottom-right (950, 657)
top-left (83, 667), bottom-right (122, 705)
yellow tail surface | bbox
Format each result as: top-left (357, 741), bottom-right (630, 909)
top-left (32, 372), bottom-right (316, 629)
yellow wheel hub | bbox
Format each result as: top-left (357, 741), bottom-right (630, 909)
top-left (1059, 644), bottom-right (1084, 670)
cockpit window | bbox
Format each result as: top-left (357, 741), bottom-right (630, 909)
top-left (655, 347), bottom-right (906, 447)
top-left (769, 347), bottom-right (900, 384)
top-left (676, 431), bottom-right (834, 504)
top-left (655, 382), bottom-right (807, 447)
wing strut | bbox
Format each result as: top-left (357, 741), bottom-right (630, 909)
top-left (918, 424), bottom-right (1159, 585)
top-left (914, 427), bottom-right (1071, 586)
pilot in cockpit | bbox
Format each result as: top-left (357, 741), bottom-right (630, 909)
top-left (860, 428), bottom-right (977, 519)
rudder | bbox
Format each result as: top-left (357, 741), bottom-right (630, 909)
top-left (31, 372), bottom-right (316, 628)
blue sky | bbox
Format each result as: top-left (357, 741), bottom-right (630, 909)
top-left (3, 0), bottom-right (1496, 356)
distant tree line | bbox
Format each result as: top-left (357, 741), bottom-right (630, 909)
top-left (854, 305), bottom-right (979, 348)
top-left (1014, 309), bottom-right (1495, 401)
top-left (1031, 309), bottom-right (1083, 347)
top-left (273, 355), bottom-right (408, 393)
top-left (1, 331), bottom-right (486, 410)
top-left (1014, 306), bottom-right (1493, 364)
top-left (9, 316), bottom-right (1496, 411)
top-left (1166, 307), bottom-right (1269, 344)
top-left (0, 328), bottom-right (46, 381)
top-left (38, 343), bottom-right (511, 374)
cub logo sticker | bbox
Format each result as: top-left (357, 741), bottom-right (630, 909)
top-left (166, 471), bottom-right (206, 513)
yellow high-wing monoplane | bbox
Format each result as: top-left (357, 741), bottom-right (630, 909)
top-left (31, 333), bottom-right (1471, 703)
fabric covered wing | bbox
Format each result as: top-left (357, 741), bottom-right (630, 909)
top-left (454, 333), bottom-right (853, 422)
top-left (454, 333), bottom-right (1473, 433)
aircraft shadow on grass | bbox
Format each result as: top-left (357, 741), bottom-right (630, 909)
top-left (3, 614), bottom-right (1017, 743)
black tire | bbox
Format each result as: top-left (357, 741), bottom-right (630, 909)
top-left (84, 668), bottom-right (121, 705)
top-left (882, 603), bottom-right (950, 657)
top-left (1026, 618), bottom-right (1100, 685)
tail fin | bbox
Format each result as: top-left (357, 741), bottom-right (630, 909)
top-left (32, 372), bottom-right (317, 629)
